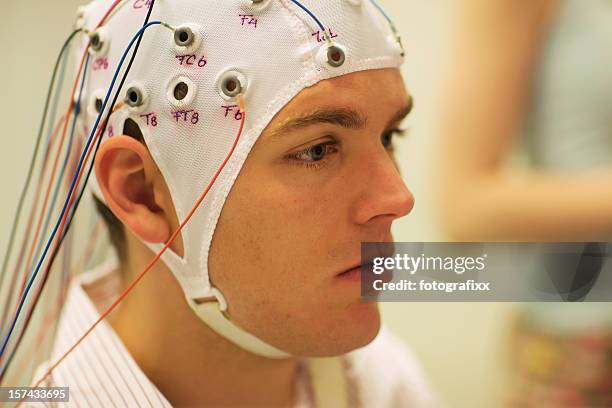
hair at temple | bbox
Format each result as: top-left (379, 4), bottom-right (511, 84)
top-left (93, 118), bottom-right (144, 262)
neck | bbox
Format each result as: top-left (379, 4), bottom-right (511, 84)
top-left (106, 235), bottom-right (299, 407)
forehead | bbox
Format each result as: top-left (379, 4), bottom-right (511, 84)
top-left (265, 68), bottom-right (408, 131)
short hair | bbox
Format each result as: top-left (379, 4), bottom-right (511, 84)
top-left (94, 118), bottom-right (144, 261)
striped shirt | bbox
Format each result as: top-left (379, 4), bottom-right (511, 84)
top-left (28, 261), bottom-right (437, 407)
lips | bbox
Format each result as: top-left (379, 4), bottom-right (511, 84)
top-left (337, 242), bottom-right (396, 290)
top-left (336, 262), bottom-right (394, 302)
top-left (338, 262), bottom-right (370, 277)
top-left (337, 266), bottom-right (363, 282)
top-left (340, 242), bottom-right (395, 272)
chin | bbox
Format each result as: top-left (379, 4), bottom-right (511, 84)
top-left (343, 299), bottom-right (382, 350)
top-left (302, 300), bottom-right (381, 357)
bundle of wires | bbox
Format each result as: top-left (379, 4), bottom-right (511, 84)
top-left (0, 0), bottom-right (157, 383)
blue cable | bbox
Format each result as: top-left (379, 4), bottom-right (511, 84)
top-left (0, 55), bottom-right (75, 342)
top-left (0, 29), bottom-right (80, 332)
top-left (368, 0), bottom-right (404, 56)
top-left (0, 55), bottom-right (89, 364)
top-left (368, 0), bottom-right (394, 26)
top-left (289, 0), bottom-right (326, 33)
top-left (0, 55), bottom-right (71, 346)
top-left (0, 57), bottom-right (91, 370)
top-left (26, 56), bottom-right (90, 292)
top-left (0, 21), bottom-right (163, 361)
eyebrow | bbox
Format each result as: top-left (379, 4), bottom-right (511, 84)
top-left (267, 95), bottom-right (413, 141)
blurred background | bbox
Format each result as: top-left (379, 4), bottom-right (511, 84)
top-left (1, 0), bottom-right (611, 407)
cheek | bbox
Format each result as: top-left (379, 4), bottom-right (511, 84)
top-left (210, 176), bottom-right (337, 302)
top-left (207, 164), bottom-right (380, 354)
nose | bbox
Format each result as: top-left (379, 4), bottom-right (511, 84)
top-left (351, 150), bottom-right (415, 225)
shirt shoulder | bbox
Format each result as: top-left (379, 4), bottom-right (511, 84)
top-left (344, 326), bottom-right (440, 408)
top-left (25, 263), bottom-right (171, 408)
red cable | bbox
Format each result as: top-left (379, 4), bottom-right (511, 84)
top-left (0, 114), bottom-right (68, 373)
top-left (18, 87), bottom-right (82, 303)
top-left (5, 134), bottom-right (89, 380)
top-left (11, 3), bottom-right (248, 398)
top-left (14, 0), bottom-right (125, 303)
top-left (3, 223), bottom-right (102, 386)
top-left (28, 105), bottom-right (247, 395)
top-left (0, 120), bottom-right (107, 370)
top-left (2, 114), bottom-right (68, 315)
top-left (0, 0), bottom-right (126, 367)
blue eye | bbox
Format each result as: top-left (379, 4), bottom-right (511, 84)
top-left (292, 142), bottom-right (337, 163)
top-left (308, 144), bottom-right (327, 161)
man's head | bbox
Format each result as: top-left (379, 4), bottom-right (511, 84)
top-left (95, 68), bottom-right (413, 356)
top-left (81, 0), bottom-right (408, 357)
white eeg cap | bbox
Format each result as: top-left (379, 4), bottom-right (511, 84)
top-left (77, 0), bottom-right (404, 358)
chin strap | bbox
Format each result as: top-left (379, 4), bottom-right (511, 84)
top-left (187, 288), bottom-right (292, 359)
top-left (188, 288), bottom-right (348, 406)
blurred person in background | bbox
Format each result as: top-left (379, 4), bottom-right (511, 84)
top-left (435, 0), bottom-right (612, 406)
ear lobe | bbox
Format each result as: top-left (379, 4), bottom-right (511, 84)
top-left (95, 135), bottom-right (171, 244)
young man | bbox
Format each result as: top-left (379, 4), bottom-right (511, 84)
top-left (28, 0), bottom-right (437, 406)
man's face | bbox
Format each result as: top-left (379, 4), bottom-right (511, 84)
top-left (208, 68), bottom-right (414, 357)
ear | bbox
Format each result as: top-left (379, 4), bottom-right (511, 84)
top-left (95, 135), bottom-right (173, 245)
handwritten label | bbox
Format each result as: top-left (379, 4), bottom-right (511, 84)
top-left (172, 110), bottom-right (200, 124)
top-left (140, 112), bottom-right (158, 127)
top-left (239, 14), bottom-right (258, 29)
top-left (312, 28), bottom-right (338, 43)
top-left (175, 54), bottom-right (207, 67)
top-left (92, 57), bottom-right (109, 71)
top-left (222, 105), bottom-right (243, 121)
top-left (133, 0), bottom-right (152, 9)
